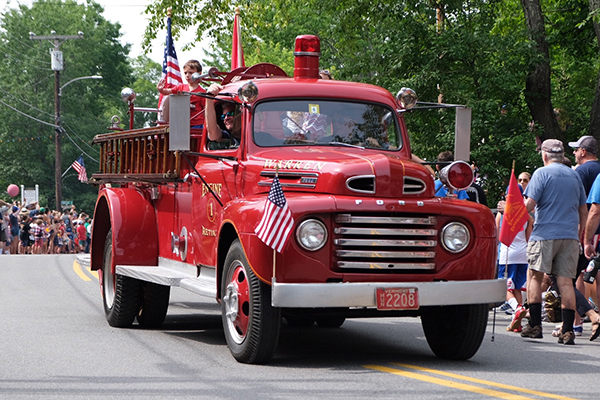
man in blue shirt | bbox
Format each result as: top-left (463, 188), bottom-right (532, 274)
top-left (569, 136), bottom-right (600, 192)
top-left (520, 139), bottom-right (587, 344)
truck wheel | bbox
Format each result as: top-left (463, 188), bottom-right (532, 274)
top-left (420, 304), bottom-right (488, 360)
top-left (221, 240), bottom-right (281, 364)
top-left (137, 282), bottom-right (170, 329)
top-left (315, 317), bottom-right (346, 328)
top-left (101, 229), bottom-right (142, 328)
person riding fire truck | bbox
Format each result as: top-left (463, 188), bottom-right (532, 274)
top-left (89, 34), bottom-right (505, 364)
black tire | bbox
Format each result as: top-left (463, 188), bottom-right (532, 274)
top-left (315, 316), bottom-right (346, 328)
top-left (420, 304), bottom-right (488, 360)
top-left (137, 282), bottom-right (170, 328)
top-left (221, 240), bottom-right (281, 364)
top-left (101, 229), bottom-right (142, 328)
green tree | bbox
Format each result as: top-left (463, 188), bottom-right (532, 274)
top-left (0, 0), bottom-right (132, 213)
top-left (130, 55), bottom-right (162, 128)
top-left (140, 0), bottom-right (600, 205)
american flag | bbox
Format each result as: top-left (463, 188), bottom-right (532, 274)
top-left (158, 15), bottom-right (182, 113)
top-left (72, 156), bottom-right (87, 182)
top-left (255, 176), bottom-right (294, 253)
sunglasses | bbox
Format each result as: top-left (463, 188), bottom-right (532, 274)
top-left (518, 179), bottom-right (529, 182)
top-left (220, 111), bottom-right (235, 120)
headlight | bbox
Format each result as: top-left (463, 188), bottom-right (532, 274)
top-left (296, 219), bottom-right (327, 251)
top-left (441, 222), bottom-right (470, 253)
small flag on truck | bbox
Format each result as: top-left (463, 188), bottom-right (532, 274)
top-left (255, 176), bottom-right (294, 253)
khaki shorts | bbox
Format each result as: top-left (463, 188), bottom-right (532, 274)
top-left (527, 239), bottom-right (579, 279)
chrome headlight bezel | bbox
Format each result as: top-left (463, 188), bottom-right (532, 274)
top-left (441, 222), bottom-right (470, 253)
top-left (296, 219), bottom-right (328, 251)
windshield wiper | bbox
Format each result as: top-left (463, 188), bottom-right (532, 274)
top-left (327, 141), bottom-right (365, 150)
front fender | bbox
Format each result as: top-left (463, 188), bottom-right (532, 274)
top-left (90, 187), bottom-right (158, 272)
top-left (220, 194), bottom-right (337, 284)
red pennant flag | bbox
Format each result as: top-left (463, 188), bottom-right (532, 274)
top-left (499, 170), bottom-right (529, 246)
top-left (231, 8), bottom-right (245, 70)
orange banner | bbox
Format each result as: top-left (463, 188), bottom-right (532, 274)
top-left (499, 170), bottom-right (529, 246)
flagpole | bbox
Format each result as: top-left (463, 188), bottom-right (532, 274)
top-left (272, 165), bottom-right (279, 280)
top-left (254, 162), bottom-right (293, 282)
top-left (505, 159), bottom-right (515, 278)
top-left (61, 165), bottom-right (72, 178)
top-left (62, 153), bottom-right (83, 178)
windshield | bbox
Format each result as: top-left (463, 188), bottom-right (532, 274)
top-left (252, 100), bottom-right (401, 150)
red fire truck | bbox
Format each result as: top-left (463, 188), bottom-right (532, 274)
top-left (90, 35), bottom-right (505, 364)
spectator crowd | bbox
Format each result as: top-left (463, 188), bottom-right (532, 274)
top-left (0, 201), bottom-right (91, 255)
top-left (432, 138), bottom-right (600, 346)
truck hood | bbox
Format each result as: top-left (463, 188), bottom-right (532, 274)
top-left (246, 147), bottom-right (435, 198)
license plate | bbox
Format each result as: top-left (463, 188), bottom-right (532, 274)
top-left (376, 287), bottom-right (419, 310)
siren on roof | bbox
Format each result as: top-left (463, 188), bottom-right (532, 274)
top-left (293, 35), bottom-right (320, 79)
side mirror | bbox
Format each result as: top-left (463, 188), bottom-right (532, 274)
top-left (238, 81), bottom-right (259, 103)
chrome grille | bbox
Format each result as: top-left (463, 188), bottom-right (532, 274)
top-left (333, 213), bottom-right (437, 271)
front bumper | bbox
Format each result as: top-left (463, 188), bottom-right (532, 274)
top-left (272, 279), bottom-right (506, 308)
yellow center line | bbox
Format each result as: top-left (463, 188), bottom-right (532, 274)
top-left (392, 363), bottom-right (578, 400)
top-left (365, 365), bottom-right (531, 400)
top-left (365, 365), bottom-right (532, 399)
top-left (73, 260), bottom-right (91, 281)
top-left (73, 260), bottom-right (99, 281)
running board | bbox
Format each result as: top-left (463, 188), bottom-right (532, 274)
top-left (116, 265), bottom-right (217, 298)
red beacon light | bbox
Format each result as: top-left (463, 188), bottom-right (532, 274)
top-left (439, 161), bottom-right (474, 192)
top-left (294, 35), bottom-right (321, 79)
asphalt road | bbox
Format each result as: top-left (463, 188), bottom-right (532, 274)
top-left (1, 254), bottom-right (599, 399)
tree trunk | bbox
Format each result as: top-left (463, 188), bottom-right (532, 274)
top-left (520, 0), bottom-right (564, 142)
top-left (589, 0), bottom-right (600, 139)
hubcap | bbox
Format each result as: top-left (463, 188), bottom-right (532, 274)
top-left (224, 262), bottom-right (250, 344)
top-left (103, 254), bottom-right (116, 309)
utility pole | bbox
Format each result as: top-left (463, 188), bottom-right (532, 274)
top-left (30, 31), bottom-right (83, 210)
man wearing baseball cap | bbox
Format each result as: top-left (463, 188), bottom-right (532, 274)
top-left (518, 139), bottom-right (587, 345)
top-left (569, 136), bottom-right (600, 332)
top-left (569, 136), bottom-right (600, 192)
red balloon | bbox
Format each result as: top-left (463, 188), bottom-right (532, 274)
top-left (7, 184), bottom-right (19, 197)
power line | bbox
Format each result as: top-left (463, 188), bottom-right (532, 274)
top-left (4, 51), bottom-right (52, 70)
top-left (60, 128), bottom-right (99, 164)
top-left (61, 121), bottom-right (100, 156)
top-left (0, 88), bottom-right (54, 117)
top-left (4, 37), bottom-right (52, 64)
top-left (0, 98), bottom-right (57, 127)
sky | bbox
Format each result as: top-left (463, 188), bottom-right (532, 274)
top-left (1, 0), bottom-right (207, 66)
top-left (94, 0), bottom-right (207, 65)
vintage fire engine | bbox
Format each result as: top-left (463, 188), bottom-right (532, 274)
top-left (90, 35), bottom-right (505, 364)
